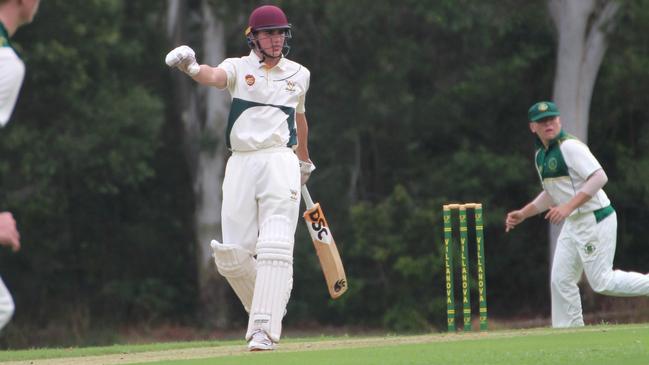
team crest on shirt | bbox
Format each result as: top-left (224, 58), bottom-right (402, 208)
top-left (245, 74), bottom-right (255, 86)
top-left (289, 189), bottom-right (298, 201)
top-left (285, 80), bottom-right (296, 93)
top-left (547, 157), bottom-right (558, 171)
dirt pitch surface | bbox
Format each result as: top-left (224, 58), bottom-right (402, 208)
top-left (0, 327), bottom-right (608, 365)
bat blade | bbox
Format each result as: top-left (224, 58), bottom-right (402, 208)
top-left (302, 187), bottom-right (348, 299)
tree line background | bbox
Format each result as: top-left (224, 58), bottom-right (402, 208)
top-left (2, 0), bottom-right (649, 348)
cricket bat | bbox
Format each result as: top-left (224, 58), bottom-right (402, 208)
top-left (302, 185), bottom-right (348, 299)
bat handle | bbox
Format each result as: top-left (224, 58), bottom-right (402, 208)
top-left (301, 185), bottom-right (315, 209)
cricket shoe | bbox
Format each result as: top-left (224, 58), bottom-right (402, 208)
top-left (248, 329), bottom-right (275, 351)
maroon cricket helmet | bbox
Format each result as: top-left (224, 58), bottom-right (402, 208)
top-left (245, 5), bottom-right (291, 36)
top-left (245, 5), bottom-right (292, 57)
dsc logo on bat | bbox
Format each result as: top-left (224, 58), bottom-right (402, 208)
top-left (307, 208), bottom-right (333, 244)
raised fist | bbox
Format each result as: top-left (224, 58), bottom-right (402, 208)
top-left (165, 45), bottom-right (200, 76)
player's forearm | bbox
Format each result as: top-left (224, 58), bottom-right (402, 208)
top-left (295, 113), bottom-right (310, 161)
top-left (562, 170), bottom-right (607, 213)
top-left (191, 65), bottom-right (228, 89)
top-left (518, 201), bottom-right (541, 220)
top-left (578, 169), bottom-right (607, 196)
top-left (531, 190), bottom-right (553, 213)
top-left (515, 191), bottom-right (553, 220)
top-left (295, 145), bottom-right (309, 162)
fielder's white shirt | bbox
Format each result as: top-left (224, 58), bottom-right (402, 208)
top-left (535, 131), bottom-right (610, 214)
top-left (0, 23), bottom-right (25, 126)
top-left (217, 51), bottom-right (310, 152)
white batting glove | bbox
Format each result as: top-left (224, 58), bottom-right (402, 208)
top-left (299, 160), bottom-right (316, 185)
top-left (165, 45), bottom-right (200, 76)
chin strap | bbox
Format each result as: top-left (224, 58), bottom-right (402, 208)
top-left (250, 35), bottom-right (289, 64)
top-left (256, 43), bottom-right (280, 64)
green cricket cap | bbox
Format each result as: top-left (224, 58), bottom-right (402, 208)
top-left (528, 101), bottom-right (560, 122)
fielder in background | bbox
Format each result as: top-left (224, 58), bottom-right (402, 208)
top-left (165, 5), bottom-right (314, 351)
top-left (0, 0), bottom-right (40, 332)
top-left (505, 101), bottom-right (649, 328)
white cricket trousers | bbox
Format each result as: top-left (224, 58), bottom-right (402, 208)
top-left (221, 147), bottom-right (301, 252)
top-left (551, 211), bottom-right (649, 327)
top-left (0, 276), bottom-right (14, 330)
top-left (221, 147), bottom-right (301, 342)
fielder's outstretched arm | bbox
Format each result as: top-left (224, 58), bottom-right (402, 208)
top-left (505, 191), bottom-right (552, 232)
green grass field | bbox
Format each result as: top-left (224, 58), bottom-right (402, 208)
top-left (1, 324), bottom-right (648, 365)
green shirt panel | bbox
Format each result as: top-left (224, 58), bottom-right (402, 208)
top-left (535, 130), bottom-right (577, 179)
top-left (227, 97), bottom-right (297, 150)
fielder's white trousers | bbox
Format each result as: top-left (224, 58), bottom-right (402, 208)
top-left (551, 211), bottom-right (649, 327)
top-left (0, 276), bottom-right (14, 330)
top-left (221, 147), bottom-right (300, 252)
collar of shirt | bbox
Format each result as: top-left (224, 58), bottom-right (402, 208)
top-left (247, 50), bottom-right (287, 71)
top-left (535, 129), bottom-right (566, 151)
top-left (0, 21), bottom-right (11, 48)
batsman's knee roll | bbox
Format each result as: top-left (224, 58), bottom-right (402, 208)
top-left (211, 240), bottom-right (257, 313)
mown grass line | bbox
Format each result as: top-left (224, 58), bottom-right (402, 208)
top-left (130, 324), bottom-right (649, 365)
top-left (0, 340), bottom-right (238, 362)
top-left (0, 324), bottom-right (647, 365)
top-left (0, 334), bottom-right (365, 362)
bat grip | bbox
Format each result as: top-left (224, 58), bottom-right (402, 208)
top-left (301, 185), bottom-right (315, 209)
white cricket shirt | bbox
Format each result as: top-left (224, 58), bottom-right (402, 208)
top-left (535, 131), bottom-right (611, 214)
top-left (217, 51), bottom-right (310, 152)
top-left (0, 23), bottom-right (25, 126)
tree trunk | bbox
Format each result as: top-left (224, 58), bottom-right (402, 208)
top-left (167, 0), bottom-right (231, 327)
top-left (547, 0), bottom-right (619, 257)
top-left (348, 133), bottom-right (361, 203)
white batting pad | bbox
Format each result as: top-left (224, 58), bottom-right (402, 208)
top-left (245, 215), bottom-right (294, 343)
top-left (211, 240), bottom-right (256, 313)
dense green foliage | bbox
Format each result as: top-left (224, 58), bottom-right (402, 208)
top-left (1, 0), bottom-right (649, 347)
top-left (0, 0), bottom-right (196, 347)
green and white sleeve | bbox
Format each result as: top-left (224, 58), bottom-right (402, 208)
top-left (0, 48), bottom-right (25, 126)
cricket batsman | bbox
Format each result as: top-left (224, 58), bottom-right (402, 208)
top-left (505, 101), bottom-right (649, 327)
top-left (0, 0), bottom-right (40, 331)
top-left (165, 5), bottom-right (314, 350)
